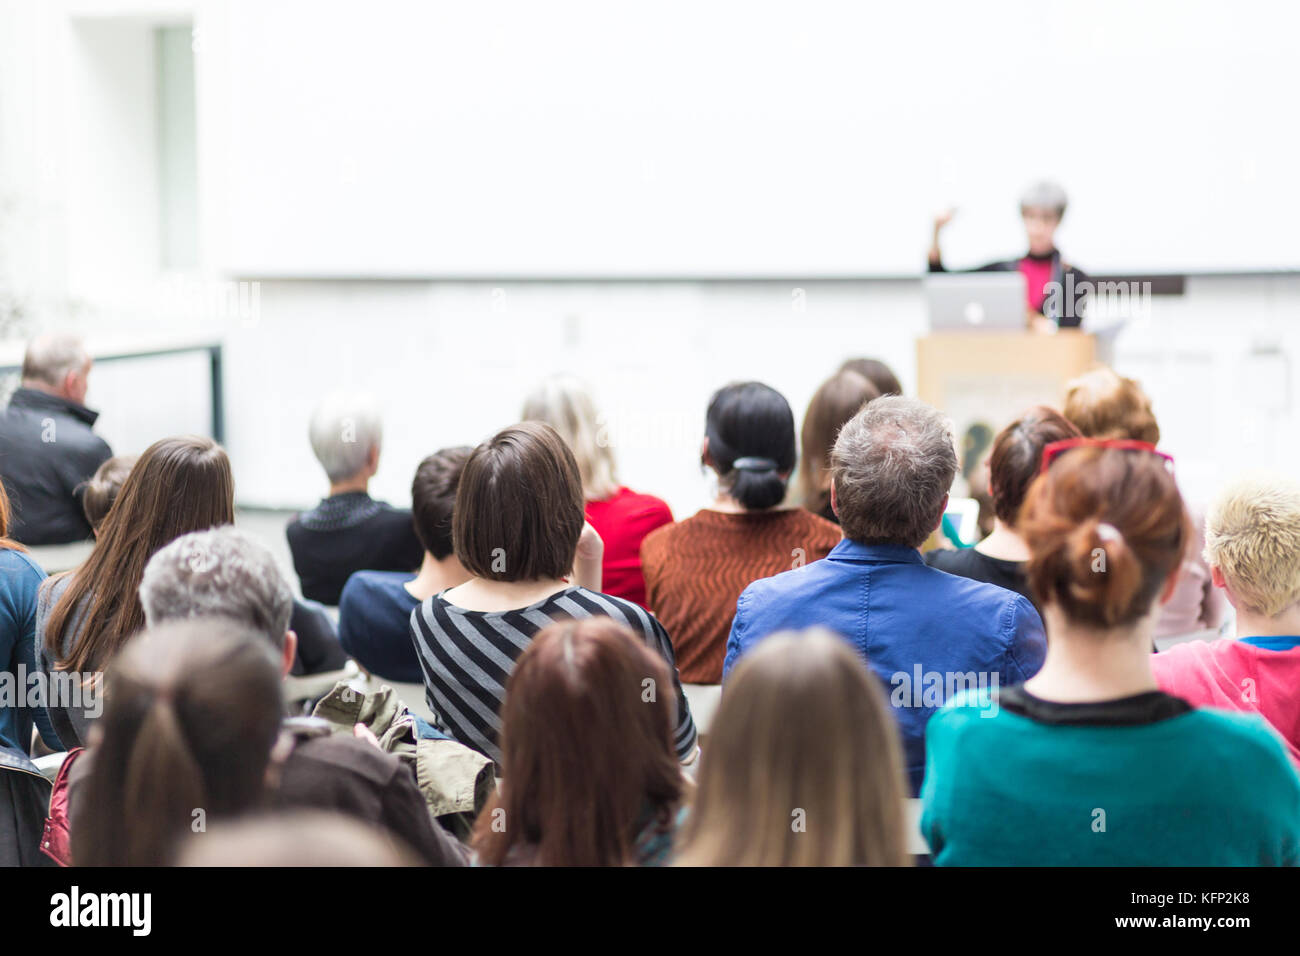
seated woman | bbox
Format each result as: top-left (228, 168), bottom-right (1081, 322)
top-left (522, 375), bottom-right (672, 607)
top-left (339, 446), bottom-right (473, 682)
top-left (798, 369), bottom-right (879, 524)
top-left (925, 406), bottom-right (1079, 611)
top-left (641, 382), bottom-right (841, 685)
top-left (1064, 366), bottom-right (1225, 640)
top-left (71, 620), bottom-right (285, 866)
top-left (472, 618), bottom-right (685, 866)
top-left (77, 454), bottom-right (137, 534)
top-left (1151, 473), bottom-right (1300, 767)
top-left (676, 629), bottom-right (909, 866)
top-left (36, 435), bottom-right (234, 748)
top-left (0, 482), bottom-right (59, 753)
top-left (922, 442), bottom-right (1300, 865)
top-left (408, 421), bottom-right (697, 767)
top-left (928, 180), bottom-right (1087, 330)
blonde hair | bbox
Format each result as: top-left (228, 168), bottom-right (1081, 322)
top-left (1204, 473), bottom-right (1300, 617)
top-left (1063, 366), bottom-right (1160, 445)
top-left (676, 630), bottom-right (909, 867)
top-left (521, 375), bottom-right (619, 501)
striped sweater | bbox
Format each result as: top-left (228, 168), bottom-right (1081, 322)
top-left (409, 586), bottom-right (698, 765)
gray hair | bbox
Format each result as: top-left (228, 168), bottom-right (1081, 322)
top-left (521, 375), bottom-right (618, 500)
top-left (139, 527), bottom-right (293, 649)
top-left (308, 391), bottom-right (383, 483)
top-left (1019, 180), bottom-right (1068, 218)
top-left (831, 396), bottom-right (957, 548)
top-left (22, 333), bottom-right (90, 388)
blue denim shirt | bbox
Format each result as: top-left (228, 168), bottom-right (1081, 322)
top-left (724, 539), bottom-right (1047, 794)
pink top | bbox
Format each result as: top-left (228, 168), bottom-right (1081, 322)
top-left (1151, 637), bottom-right (1300, 768)
top-left (584, 487), bottom-right (673, 608)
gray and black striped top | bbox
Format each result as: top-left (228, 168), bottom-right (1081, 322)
top-left (408, 585), bottom-right (698, 765)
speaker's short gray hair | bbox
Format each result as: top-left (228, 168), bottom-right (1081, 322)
top-left (308, 391), bottom-right (383, 483)
top-left (22, 334), bottom-right (90, 388)
top-left (139, 526), bottom-right (293, 649)
top-left (831, 396), bottom-right (957, 548)
top-left (1019, 180), bottom-right (1068, 218)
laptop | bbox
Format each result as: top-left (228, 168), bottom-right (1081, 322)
top-left (924, 273), bottom-right (1027, 331)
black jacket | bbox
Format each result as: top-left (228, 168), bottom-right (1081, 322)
top-left (0, 388), bottom-right (113, 545)
top-left (287, 492), bottom-right (423, 605)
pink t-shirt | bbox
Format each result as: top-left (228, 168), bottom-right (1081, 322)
top-left (1018, 256), bottom-right (1055, 313)
top-left (1151, 637), bottom-right (1300, 768)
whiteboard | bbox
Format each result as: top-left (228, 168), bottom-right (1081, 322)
top-left (208, 0), bottom-right (1300, 277)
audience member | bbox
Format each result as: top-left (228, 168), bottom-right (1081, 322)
top-left (642, 382), bottom-right (841, 684)
top-left (472, 618), bottom-right (685, 866)
top-left (799, 369), bottom-right (880, 523)
top-left (122, 526), bottom-right (467, 866)
top-left (409, 421), bottom-right (698, 766)
top-left (0, 334), bottom-right (113, 544)
top-left (522, 375), bottom-right (672, 606)
top-left (1152, 473), bottom-right (1300, 765)
top-left (926, 406), bottom-right (1080, 611)
top-left (36, 435), bottom-right (233, 748)
top-left (78, 454), bottom-right (136, 534)
top-left (725, 396), bottom-right (1046, 793)
top-left (1064, 366), bottom-right (1225, 639)
top-left (0, 482), bottom-right (58, 752)
top-left (287, 391), bottom-right (423, 604)
top-left (839, 357), bottom-right (902, 397)
top-left (177, 811), bottom-right (421, 867)
top-left (339, 447), bottom-right (472, 682)
top-left (921, 443), bottom-right (1300, 865)
top-left (71, 621), bottom-right (284, 866)
top-left (677, 630), bottom-right (909, 866)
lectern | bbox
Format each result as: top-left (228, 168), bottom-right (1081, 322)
top-left (917, 331), bottom-right (1097, 494)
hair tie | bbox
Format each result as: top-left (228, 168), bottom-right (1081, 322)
top-left (733, 457), bottom-right (778, 473)
top-left (1096, 522), bottom-right (1122, 543)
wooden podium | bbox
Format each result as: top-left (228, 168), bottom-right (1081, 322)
top-left (917, 331), bottom-right (1097, 430)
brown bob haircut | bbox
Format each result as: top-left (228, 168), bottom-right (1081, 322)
top-left (988, 407), bottom-right (1080, 525)
top-left (453, 421), bottom-right (585, 582)
top-left (1020, 446), bottom-right (1189, 628)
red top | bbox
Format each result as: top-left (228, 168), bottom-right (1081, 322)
top-left (584, 487), bottom-right (673, 608)
top-left (1018, 255), bottom-right (1055, 313)
top-left (1151, 637), bottom-right (1300, 769)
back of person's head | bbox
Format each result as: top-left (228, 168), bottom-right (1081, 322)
top-left (1021, 446), bottom-right (1188, 629)
top-left (839, 357), bottom-right (902, 397)
top-left (677, 630), bottom-right (908, 867)
top-left (521, 375), bottom-right (619, 501)
top-left (988, 407), bottom-right (1081, 527)
top-left (455, 421), bottom-right (584, 583)
top-left (800, 370), bottom-right (880, 516)
top-left (1063, 366), bottom-right (1160, 445)
top-left (46, 435), bottom-right (234, 673)
top-left (21, 333), bottom-right (90, 392)
top-left (472, 618), bottom-right (682, 866)
top-left (1202, 473), bottom-right (1300, 618)
top-left (0, 478), bottom-right (23, 554)
top-left (139, 526), bottom-right (293, 650)
top-left (80, 454), bottom-right (138, 533)
top-left (831, 396), bottom-right (957, 547)
top-left (72, 620), bottom-right (283, 866)
top-left (177, 811), bottom-right (421, 867)
top-left (704, 381), bottom-right (796, 511)
top-left (308, 390), bottom-right (383, 483)
top-left (412, 446), bottom-right (473, 559)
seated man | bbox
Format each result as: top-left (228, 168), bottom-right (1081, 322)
top-left (1152, 473), bottom-right (1300, 766)
top-left (339, 446), bottom-right (472, 682)
top-left (287, 391), bottom-right (424, 604)
top-left (0, 334), bottom-right (112, 544)
top-left (724, 395), bottom-right (1047, 794)
top-left (66, 525), bottom-right (467, 865)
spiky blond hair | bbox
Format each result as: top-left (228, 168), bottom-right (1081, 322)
top-left (1204, 473), bottom-right (1300, 617)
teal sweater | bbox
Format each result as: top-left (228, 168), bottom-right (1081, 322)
top-left (921, 690), bottom-right (1300, 866)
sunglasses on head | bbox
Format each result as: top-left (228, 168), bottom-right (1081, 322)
top-left (1039, 437), bottom-right (1174, 475)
